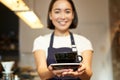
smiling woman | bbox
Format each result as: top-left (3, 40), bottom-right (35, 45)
top-left (33, 0), bottom-right (93, 80)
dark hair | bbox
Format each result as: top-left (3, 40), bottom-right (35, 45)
top-left (47, 0), bottom-right (78, 29)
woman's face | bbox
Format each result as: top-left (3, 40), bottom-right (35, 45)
top-left (49, 0), bottom-right (74, 32)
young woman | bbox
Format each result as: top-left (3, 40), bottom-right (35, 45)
top-left (32, 0), bottom-right (93, 80)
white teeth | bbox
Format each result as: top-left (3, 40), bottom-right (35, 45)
top-left (58, 21), bottom-right (66, 25)
top-left (58, 21), bottom-right (61, 23)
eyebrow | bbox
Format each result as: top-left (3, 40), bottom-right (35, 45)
top-left (54, 8), bottom-right (72, 11)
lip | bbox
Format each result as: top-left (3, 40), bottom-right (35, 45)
top-left (58, 21), bottom-right (68, 26)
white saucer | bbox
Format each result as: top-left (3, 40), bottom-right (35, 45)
top-left (50, 63), bottom-right (80, 71)
top-left (2, 71), bottom-right (13, 73)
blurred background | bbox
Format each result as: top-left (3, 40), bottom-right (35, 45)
top-left (0, 0), bottom-right (120, 80)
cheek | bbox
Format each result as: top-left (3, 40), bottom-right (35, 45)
top-left (70, 13), bottom-right (74, 20)
top-left (51, 15), bottom-right (59, 21)
top-left (70, 14), bottom-right (74, 20)
top-left (50, 13), bottom-right (58, 21)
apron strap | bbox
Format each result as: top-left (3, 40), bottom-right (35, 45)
top-left (69, 32), bottom-right (77, 52)
top-left (70, 32), bottom-right (75, 45)
top-left (49, 32), bottom-right (77, 51)
top-left (49, 32), bottom-right (54, 48)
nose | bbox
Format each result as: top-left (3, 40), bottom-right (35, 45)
top-left (60, 13), bottom-right (66, 19)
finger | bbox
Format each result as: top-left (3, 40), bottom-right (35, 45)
top-left (62, 71), bottom-right (68, 77)
top-left (48, 65), bottom-right (53, 71)
top-left (77, 70), bottom-right (85, 76)
top-left (54, 69), bottom-right (70, 77)
top-left (78, 67), bottom-right (86, 72)
top-left (56, 74), bottom-right (62, 77)
top-left (61, 69), bottom-right (73, 77)
top-left (78, 64), bottom-right (86, 72)
top-left (66, 71), bottom-right (79, 77)
top-left (62, 70), bottom-right (77, 77)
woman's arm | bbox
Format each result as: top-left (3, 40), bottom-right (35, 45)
top-left (79, 50), bottom-right (93, 80)
top-left (33, 49), bottom-right (54, 80)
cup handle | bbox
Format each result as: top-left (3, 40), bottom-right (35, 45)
top-left (76, 55), bottom-right (83, 62)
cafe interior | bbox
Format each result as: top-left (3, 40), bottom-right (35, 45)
top-left (0, 0), bottom-right (120, 80)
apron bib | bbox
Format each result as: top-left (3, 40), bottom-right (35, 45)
top-left (47, 32), bottom-right (81, 80)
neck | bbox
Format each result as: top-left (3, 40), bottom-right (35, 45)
top-left (54, 30), bottom-right (70, 36)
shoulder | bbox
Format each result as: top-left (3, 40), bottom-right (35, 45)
top-left (34, 33), bottom-right (52, 43)
top-left (73, 33), bottom-right (90, 42)
top-left (72, 33), bottom-right (93, 52)
top-left (73, 33), bottom-right (92, 47)
top-left (32, 33), bottom-right (52, 52)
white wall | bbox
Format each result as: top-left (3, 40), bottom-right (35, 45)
top-left (19, 0), bottom-right (113, 80)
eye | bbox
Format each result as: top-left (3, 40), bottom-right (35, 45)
top-left (66, 11), bottom-right (70, 13)
top-left (54, 9), bottom-right (60, 14)
top-left (66, 10), bottom-right (71, 14)
top-left (54, 11), bottom-right (60, 14)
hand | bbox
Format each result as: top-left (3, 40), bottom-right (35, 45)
top-left (62, 63), bottom-right (86, 78)
top-left (48, 65), bottom-right (72, 77)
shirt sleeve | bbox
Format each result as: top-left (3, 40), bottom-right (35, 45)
top-left (80, 37), bottom-right (93, 51)
top-left (32, 36), bottom-right (45, 52)
top-left (75, 35), bottom-right (93, 53)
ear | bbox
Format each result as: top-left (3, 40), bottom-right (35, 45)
top-left (72, 12), bottom-right (74, 20)
top-left (49, 12), bottom-right (52, 20)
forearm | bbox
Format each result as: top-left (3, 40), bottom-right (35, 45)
top-left (79, 68), bottom-right (93, 80)
top-left (33, 50), bottom-right (54, 80)
top-left (80, 50), bottom-right (93, 80)
top-left (37, 67), bottom-right (54, 80)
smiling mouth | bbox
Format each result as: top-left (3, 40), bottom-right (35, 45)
top-left (58, 21), bottom-right (67, 26)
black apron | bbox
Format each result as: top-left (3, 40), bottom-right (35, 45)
top-left (47, 32), bottom-right (81, 80)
